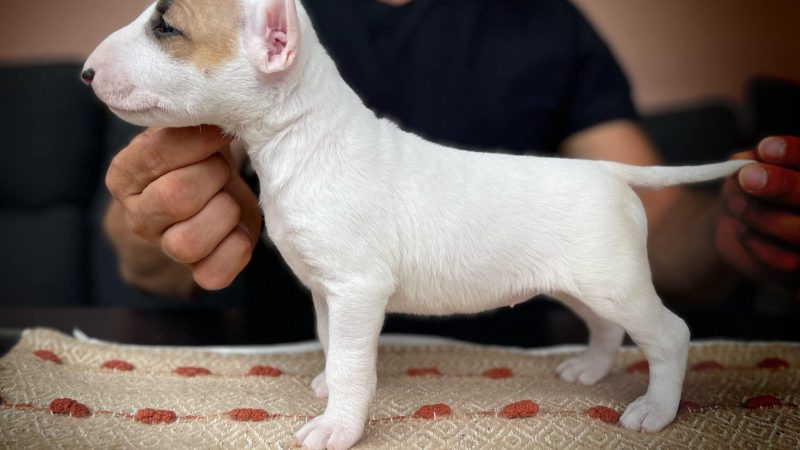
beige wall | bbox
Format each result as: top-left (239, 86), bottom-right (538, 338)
top-left (2, 0), bottom-right (799, 112)
top-left (0, 1), bottom-right (151, 61)
top-left (572, 0), bottom-right (800, 111)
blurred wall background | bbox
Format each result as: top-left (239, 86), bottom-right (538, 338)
top-left (1, 0), bottom-right (798, 113)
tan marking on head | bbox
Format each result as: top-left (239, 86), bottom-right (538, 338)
top-left (158, 0), bottom-right (241, 72)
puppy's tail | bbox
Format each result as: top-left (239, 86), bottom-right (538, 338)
top-left (598, 159), bottom-right (752, 189)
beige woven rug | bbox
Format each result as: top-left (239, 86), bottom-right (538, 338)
top-left (1, 329), bottom-right (798, 449)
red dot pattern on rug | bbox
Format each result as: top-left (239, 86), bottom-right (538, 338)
top-left (33, 350), bottom-right (61, 364)
top-left (135, 408), bottom-right (178, 424)
top-left (174, 367), bottom-right (211, 377)
top-left (407, 368), bottom-right (442, 377)
top-left (745, 395), bottom-right (782, 409)
top-left (101, 360), bottom-right (135, 371)
top-left (49, 398), bottom-right (91, 418)
top-left (757, 358), bottom-right (790, 370)
top-left (585, 406), bottom-right (620, 424)
top-left (228, 408), bottom-right (270, 422)
top-left (2, 394), bottom-right (798, 429)
top-left (247, 366), bottom-right (282, 377)
top-left (626, 360), bottom-right (649, 374)
top-left (483, 368), bottom-right (513, 379)
top-left (413, 403), bottom-right (452, 419)
top-left (679, 400), bottom-right (702, 413)
top-left (500, 400), bottom-right (539, 418)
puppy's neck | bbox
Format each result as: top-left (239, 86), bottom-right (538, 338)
top-left (235, 27), bottom-right (379, 193)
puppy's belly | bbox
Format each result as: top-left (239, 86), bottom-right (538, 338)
top-left (386, 278), bottom-right (541, 316)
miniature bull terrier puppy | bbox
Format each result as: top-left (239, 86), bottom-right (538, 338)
top-left (84, 0), bottom-right (750, 448)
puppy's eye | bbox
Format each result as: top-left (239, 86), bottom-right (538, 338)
top-left (153, 17), bottom-right (181, 38)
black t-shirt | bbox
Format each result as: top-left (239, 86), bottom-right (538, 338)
top-left (304, 0), bottom-right (637, 152)
top-left (244, 0), bottom-right (638, 344)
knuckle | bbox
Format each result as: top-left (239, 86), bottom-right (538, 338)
top-left (125, 209), bottom-right (150, 238)
top-left (105, 164), bottom-right (120, 197)
top-left (194, 268), bottom-right (233, 291)
top-left (105, 155), bottom-right (131, 198)
top-left (192, 235), bottom-right (252, 291)
top-left (153, 175), bottom-right (193, 217)
top-left (141, 146), bottom-right (169, 180)
top-left (162, 228), bottom-right (203, 263)
top-left (208, 153), bottom-right (233, 183)
top-left (217, 191), bottom-right (242, 218)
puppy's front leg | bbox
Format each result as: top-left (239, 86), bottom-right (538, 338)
top-left (311, 292), bottom-right (329, 399)
top-left (295, 290), bottom-right (387, 450)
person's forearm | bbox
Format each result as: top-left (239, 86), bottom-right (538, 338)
top-left (103, 200), bottom-right (201, 298)
top-left (647, 189), bottom-right (739, 302)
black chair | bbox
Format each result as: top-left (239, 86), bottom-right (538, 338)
top-left (641, 101), bottom-right (747, 167)
top-left (0, 63), bottom-right (246, 308)
top-left (747, 76), bottom-right (800, 138)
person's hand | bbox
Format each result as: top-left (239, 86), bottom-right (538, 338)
top-left (105, 127), bottom-right (262, 291)
top-left (716, 136), bottom-right (800, 297)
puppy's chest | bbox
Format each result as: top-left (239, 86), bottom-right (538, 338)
top-left (261, 195), bottom-right (321, 286)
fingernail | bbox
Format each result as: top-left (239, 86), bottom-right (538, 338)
top-left (727, 195), bottom-right (747, 216)
top-left (739, 165), bottom-right (768, 192)
top-left (759, 137), bottom-right (785, 160)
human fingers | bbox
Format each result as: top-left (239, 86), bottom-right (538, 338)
top-left (126, 153), bottom-right (231, 240)
top-left (725, 190), bottom-right (800, 247)
top-left (737, 163), bottom-right (800, 206)
top-left (716, 209), bottom-right (799, 294)
top-left (191, 228), bottom-right (253, 290)
top-left (718, 178), bottom-right (800, 287)
top-left (756, 136), bottom-right (800, 170)
top-left (738, 227), bottom-right (800, 274)
top-left (161, 191), bottom-right (243, 264)
top-left (106, 127), bottom-right (231, 200)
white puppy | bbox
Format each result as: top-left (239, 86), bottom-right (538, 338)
top-left (84, 0), bottom-right (749, 448)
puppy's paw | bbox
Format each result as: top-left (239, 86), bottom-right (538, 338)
top-left (294, 413), bottom-right (364, 450)
top-left (556, 353), bottom-right (612, 386)
top-left (311, 371), bottom-right (328, 399)
top-left (620, 395), bottom-right (676, 432)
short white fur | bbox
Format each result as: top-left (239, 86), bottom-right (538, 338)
top-left (85, 1), bottom-right (750, 448)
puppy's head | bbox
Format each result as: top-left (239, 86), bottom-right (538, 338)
top-left (83, 0), bottom-right (303, 128)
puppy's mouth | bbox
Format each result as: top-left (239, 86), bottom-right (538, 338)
top-left (104, 98), bottom-right (168, 127)
top-left (108, 103), bottom-right (161, 114)
top-left (94, 89), bottom-right (164, 116)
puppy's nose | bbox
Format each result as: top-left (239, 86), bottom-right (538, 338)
top-left (81, 68), bottom-right (96, 85)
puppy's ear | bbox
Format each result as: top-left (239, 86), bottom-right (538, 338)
top-left (247, 0), bottom-right (300, 74)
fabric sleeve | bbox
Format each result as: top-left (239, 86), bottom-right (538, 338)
top-left (561, 4), bottom-right (639, 136)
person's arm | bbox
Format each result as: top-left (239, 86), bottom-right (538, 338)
top-left (103, 127), bottom-right (262, 298)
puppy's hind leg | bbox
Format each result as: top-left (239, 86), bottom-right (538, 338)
top-left (554, 293), bottom-right (624, 386)
top-left (581, 280), bottom-right (689, 432)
